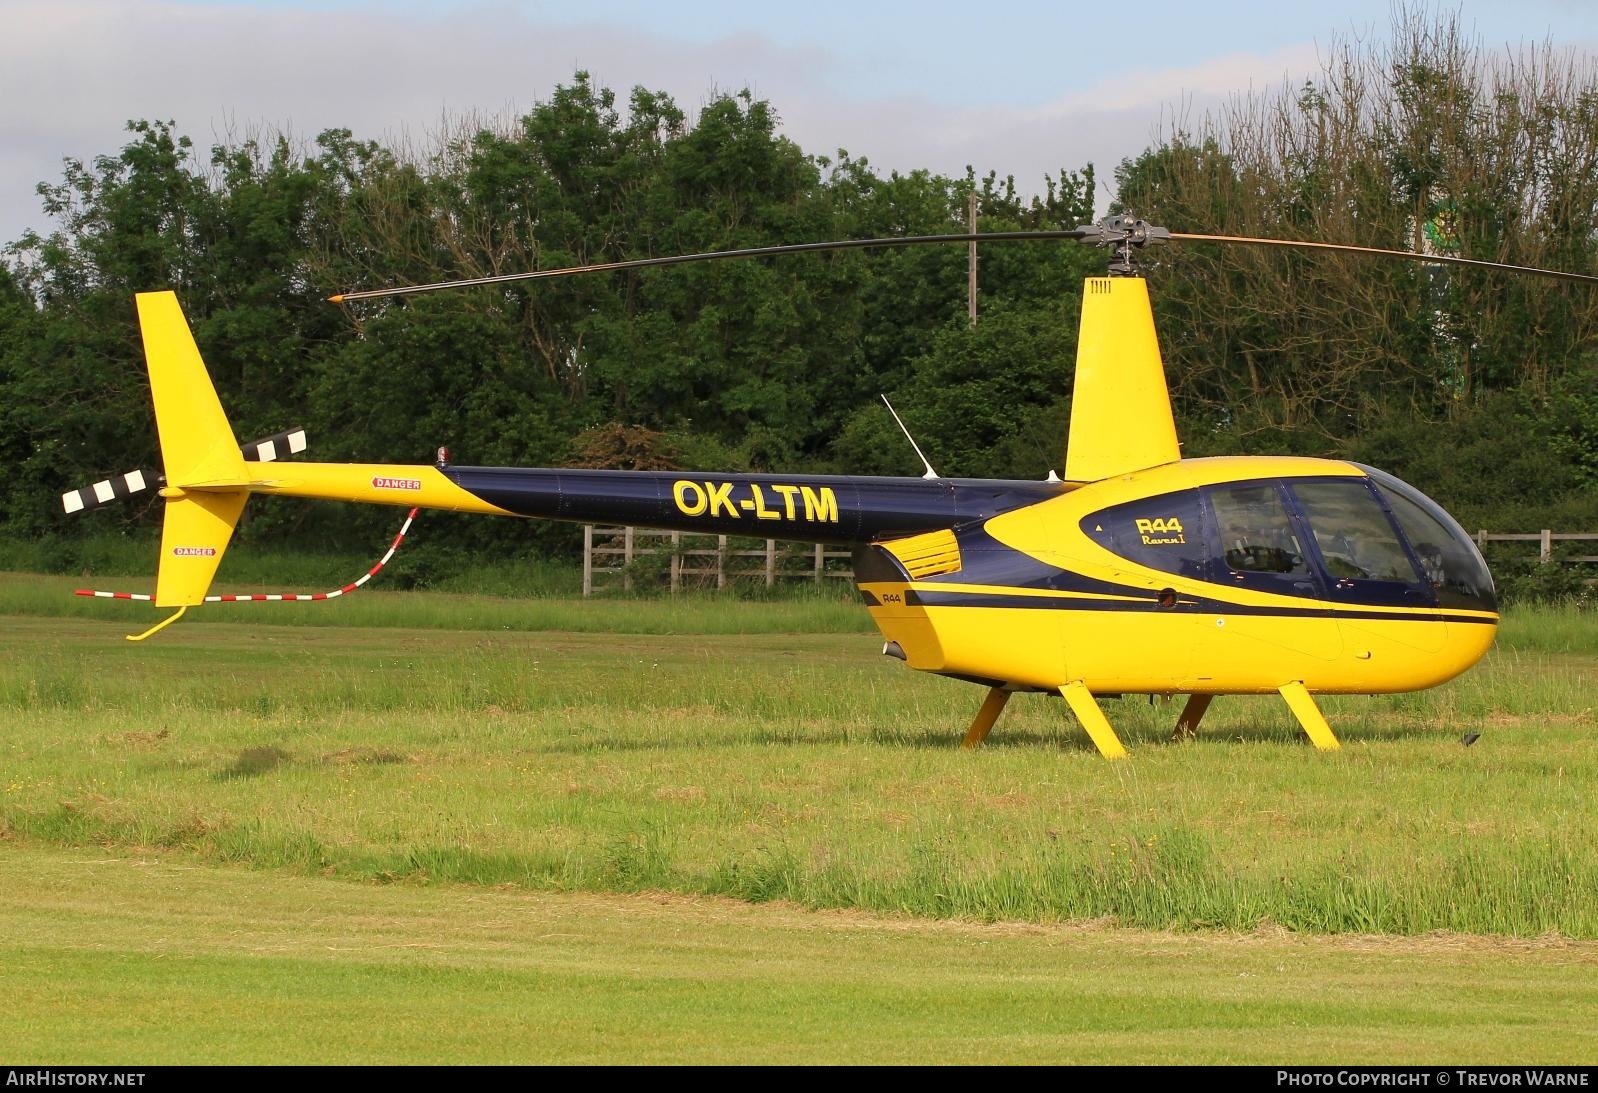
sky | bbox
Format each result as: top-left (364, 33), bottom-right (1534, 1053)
top-left (3, 0), bottom-right (1597, 244)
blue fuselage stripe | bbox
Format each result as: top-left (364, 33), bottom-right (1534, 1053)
top-left (902, 589), bottom-right (1496, 625)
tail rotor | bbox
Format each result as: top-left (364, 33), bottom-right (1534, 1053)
top-left (61, 428), bottom-right (308, 516)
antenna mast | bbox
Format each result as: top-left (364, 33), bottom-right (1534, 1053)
top-left (881, 395), bottom-right (940, 480)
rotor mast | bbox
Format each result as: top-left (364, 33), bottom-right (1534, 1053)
top-left (1073, 214), bottom-right (1172, 277)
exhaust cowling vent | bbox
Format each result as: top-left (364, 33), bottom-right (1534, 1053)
top-left (882, 528), bottom-right (962, 580)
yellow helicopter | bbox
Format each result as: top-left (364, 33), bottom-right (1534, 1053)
top-left (66, 216), bottom-right (1596, 758)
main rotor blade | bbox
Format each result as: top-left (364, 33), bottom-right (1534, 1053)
top-left (328, 230), bottom-right (1091, 303)
top-left (1171, 232), bottom-right (1598, 286)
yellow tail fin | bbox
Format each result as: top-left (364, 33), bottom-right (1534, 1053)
top-left (136, 291), bottom-right (249, 606)
top-left (1064, 277), bottom-right (1181, 482)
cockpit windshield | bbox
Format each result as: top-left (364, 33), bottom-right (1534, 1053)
top-left (1355, 465), bottom-right (1497, 612)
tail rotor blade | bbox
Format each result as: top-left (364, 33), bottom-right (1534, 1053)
top-left (243, 427), bottom-right (308, 463)
top-left (63, 429), bottom-right (308, 514)
top-left (62, 469), bottom-right (156, 514)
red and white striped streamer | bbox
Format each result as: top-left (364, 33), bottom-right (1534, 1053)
top-left (75, 508), bottom-right (418, 604)
top-left (77, 588), bottom-right (155, 602)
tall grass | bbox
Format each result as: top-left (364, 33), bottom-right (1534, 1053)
top-left (2, 608), bottom-right (1593, 937)
top-left (4, 569), bottom-right (1592, 650)
top-left (0, 571), bottom-right (870, 634)
top-left (1496, 601), bottom-right (1598, 654)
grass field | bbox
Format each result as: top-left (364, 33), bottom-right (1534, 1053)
top-left (6, 845), bottom-right (1596, 1064)
top-left (2, 572), bottom-right (1595, 1062)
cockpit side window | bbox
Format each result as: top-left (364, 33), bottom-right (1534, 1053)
top-left (1207, 484), bottom-right (1318, 597)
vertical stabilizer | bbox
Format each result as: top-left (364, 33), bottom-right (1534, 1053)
top-left (136, 292), bottom-right (249, 606)
top-left (1064, 277), bottom-right (1181, 482)
top-left (138, 292), bottom-right (247, 489)
top-left (153, 491), bottom-right (248, 607)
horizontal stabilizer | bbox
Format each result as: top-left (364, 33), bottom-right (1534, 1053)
top-left (154, 489), bottom-right (248, 606)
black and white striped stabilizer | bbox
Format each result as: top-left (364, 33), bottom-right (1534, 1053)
top-left (242, 427), bottom-right (307, 463)
top-left (61, 428), bottom-right (308, 513)
top-left (74, 507), bottom-right (418, 604)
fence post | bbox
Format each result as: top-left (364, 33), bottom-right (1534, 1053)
top-left (717, 535), bottom-right (727, 590)
top-left (670, 530), bottom-right (681, 593)
top-left (814, 542), bottom-right (824, 583)
top-left (1541, 529), bottom-right (1553, 564)
top-left (765, 540), bottom-right (776, 587)
top-left (1476, 530), bottom-right (1487, 548)
top-left (623, 526), bottom-right (634, 592)
top-left (583, 525), bottom-right (593, 597)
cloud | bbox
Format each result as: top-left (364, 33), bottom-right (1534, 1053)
top-left (0, 0), bottom-right (1320, 242)
top-left (774, 45), bottom-right (1321, 200)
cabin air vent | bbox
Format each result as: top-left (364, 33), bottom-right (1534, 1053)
top-left (882, 529), bottom-right (962, 580)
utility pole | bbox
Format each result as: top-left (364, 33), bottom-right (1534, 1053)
top-left (967, 191), bottom-right (978, 326)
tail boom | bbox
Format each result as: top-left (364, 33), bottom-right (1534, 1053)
top-left (120, 290), bottom-right (1064, 620)
top-left (244, 461), bottom-right (512, 515)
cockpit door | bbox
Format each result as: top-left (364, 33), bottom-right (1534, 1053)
top-left (1200, 481), bottom-right (1342, 664)
top-left (1205, 482), bottom-right (1324, 600)
top-left (1285, 478), bottom-right (1446, 654)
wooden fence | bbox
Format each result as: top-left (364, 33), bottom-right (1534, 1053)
top-left (583, 526), bottom-right (853, 595)
top-left (1474, 530), bottom-right (1598, 565)
top-left (582, 525), bottom-right (1596, 595)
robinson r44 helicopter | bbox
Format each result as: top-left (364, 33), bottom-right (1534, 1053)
top-left (65, 216), bottom-right (1598, 758)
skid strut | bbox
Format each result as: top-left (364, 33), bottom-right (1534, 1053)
top-left (1059, 681), bottom-right (1129, 760)
top-left (1172, 694), bottom-right (1213, 741)
top-left (961, 687), bottom-right (1012, 748)
top-left (1278, 681), bottom-right (1341, 751)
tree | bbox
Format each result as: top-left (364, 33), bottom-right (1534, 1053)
top-left (1115, 7), bottom-right (1598, 442)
